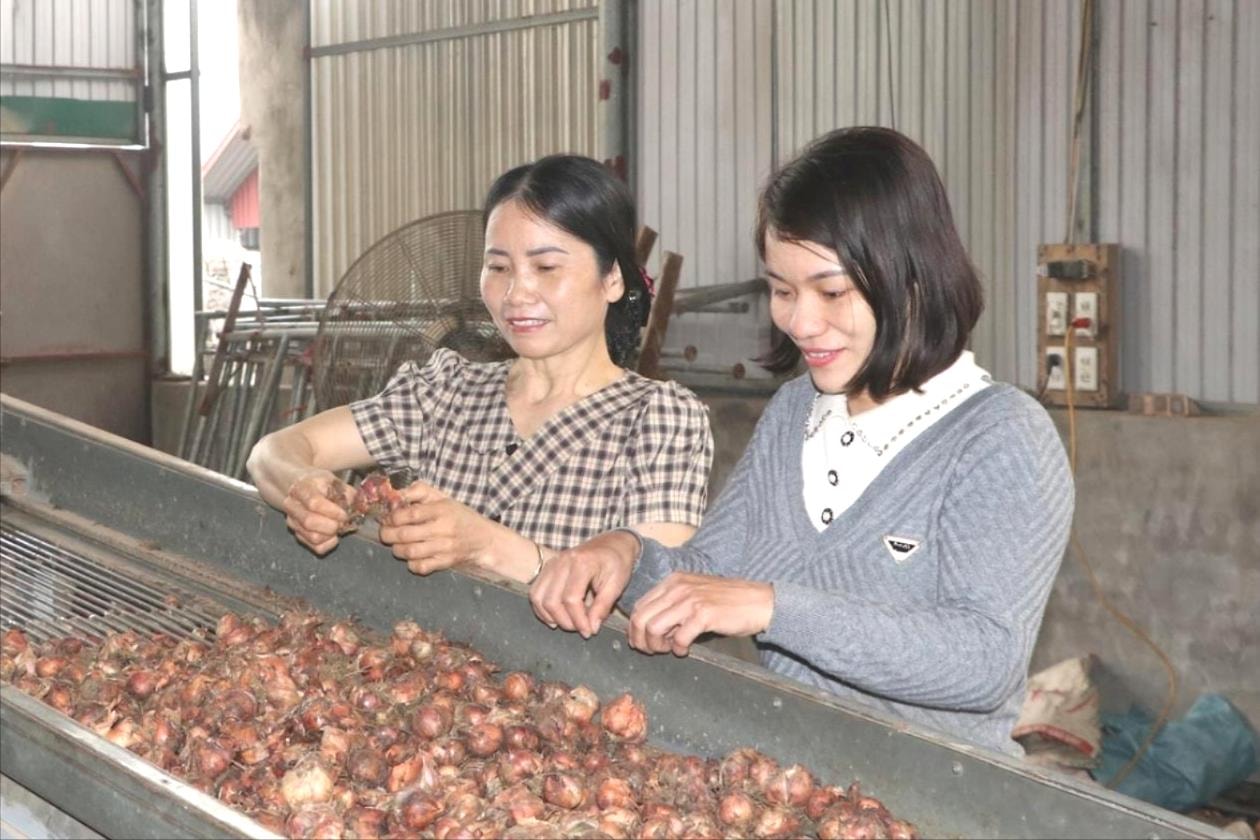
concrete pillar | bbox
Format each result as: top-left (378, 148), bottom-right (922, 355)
top-left (237, 0), bottom-right (306, 298)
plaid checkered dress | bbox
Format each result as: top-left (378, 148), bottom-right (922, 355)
top-left (350, 349), bottom-right (713, 549)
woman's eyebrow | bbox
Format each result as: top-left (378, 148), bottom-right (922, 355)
top-left (765, 268), bottom-right (847, 282)
top-left (484, 246), bottom-right (571, 257)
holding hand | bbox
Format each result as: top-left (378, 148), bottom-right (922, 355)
top-left (629, 573), bottom-right (774, 656)
top-left (379, 481), bottom-right (496, 575)
top-left (528, 530), bottom-right (639, 638)
top-left (282, 471), bottom-right (355, 555)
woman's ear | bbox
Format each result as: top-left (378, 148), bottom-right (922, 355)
top-left (602, 264), bottom-right (626, 304)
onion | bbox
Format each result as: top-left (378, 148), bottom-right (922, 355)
top-left (503, 724), bottom-right (541, 752)
top-left (394, 790), bottom-right (444, 831)
top-left (280, 756), bottom-right (335, 808)
top-left (1, 627), bottom-right (30, 656)
top-left (44, 682), bottom-right (74, 714)
top-left (717, 791), bottom-right (757, 828)
top-left (192, 738), bottom-right (233, 780)
top-left (639, 814), bottom-right (685, 839)
top-left (327, 622), bottom-right (362, 656)
top-left (466, 722), bottom-right (504, 757)
top-left (681, 811), bottom-right (723, 839)
top-left (765, 763), bottom-right (815, 808)
top-left (600, 693), bottom-right (648, 743)
top-left (34, 656), bottom-right (67, 679)
top-left (596, 776), bottom-right (637, 810)
top-left (542, 772), bottom-right (588, 810)
top-left (412, 703), bottom-right (454, 740)
top-left (562, 685), bottom-right (600, 723)
top-left (806, 785), bottom-right (844, 820)
top-left (501, 671), bottom-right (535, 702)
top-left (286, 805), bottom-right (344, 840)
top-left (492, 783), bottom-right (547, 825)
top-left (599, 806), bottom-right (642, 839)
top-left (497, 749), bottom-right (543, 785)
top-left (343, 806), bottom-right (389, 839)
top-left (753, 806), bottom-right (802, 839)
top-left (348, 748), bottom-right (389, 786)
top-left (429, 737), bottom-right (467, 767)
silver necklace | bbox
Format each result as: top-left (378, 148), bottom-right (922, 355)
top-left (804, 382), bottom-right (975, 454)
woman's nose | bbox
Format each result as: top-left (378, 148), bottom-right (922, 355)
top-left (788, 298), bottom-right (825, 340)
top-left (502, 271), bottom-right (538, 304)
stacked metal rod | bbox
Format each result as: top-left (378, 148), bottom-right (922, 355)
top-left (176, 300), bottom-right (326, 479)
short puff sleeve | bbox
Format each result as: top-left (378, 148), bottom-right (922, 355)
top-left (621, 383), bottom-right (713, 527)
top-left (348, 348), bottom-right (466, 472)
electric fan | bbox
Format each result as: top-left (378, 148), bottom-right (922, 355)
top-left (311, 210), bottom-right (513, 412)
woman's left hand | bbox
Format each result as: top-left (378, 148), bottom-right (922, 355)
top-left (628, 573), bottom-right (774, 656)
top-left (378, 481), bottom-right (495, 575)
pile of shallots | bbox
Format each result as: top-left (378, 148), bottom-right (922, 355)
top-left (0, 612), bottom-right (917, 839)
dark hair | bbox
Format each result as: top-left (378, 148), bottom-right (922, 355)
top-left (756, 127), bottom-right (983, 400)
top-left (482, 155), bottom-right (650, 367)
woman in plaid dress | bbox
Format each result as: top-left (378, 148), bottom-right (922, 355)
top-left (248, 156), bottom-right (714, 584)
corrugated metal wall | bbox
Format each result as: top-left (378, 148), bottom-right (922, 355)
top-left (0, 0), bottom-right (136, 100)
top-left (774, 0), bottom-right (1031, 387)
top-left (635, 0), bottom-right (776, 370)
top-left (309, 0), bottom-right (600, 295)
top-left (644, 0), bottom-right (1256, 402)
top-left (1094, 0), bottom-right (1258, 404)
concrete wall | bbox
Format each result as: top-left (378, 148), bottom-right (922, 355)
top-left (237, 0), bottom-right (306, 298)
top-left (0, 149), bottom-right (149, 443)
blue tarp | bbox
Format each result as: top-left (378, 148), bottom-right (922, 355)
top-left (1093, 693), bottom-right (1259, 812)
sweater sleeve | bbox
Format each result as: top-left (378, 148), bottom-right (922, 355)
top-left (619, 382), bottom-right (801, 606)
top-left (760, 403), bottom-right (1074, 713)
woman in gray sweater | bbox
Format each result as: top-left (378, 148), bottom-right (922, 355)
top-left (530, 127), bottom-right (1074, 756)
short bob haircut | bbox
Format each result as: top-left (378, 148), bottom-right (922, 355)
top-left (482, 155), bottom-right (651, 368)
top-left (757, 127), bottom-right (983, 400)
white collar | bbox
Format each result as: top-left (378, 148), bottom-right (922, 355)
top-left (814, 352), bottom-right (991, 448)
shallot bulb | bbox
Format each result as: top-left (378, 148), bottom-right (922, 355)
top-left (542, 772), bottom-right (588, 810)
top-left (500, 671), bottom-right (535, 702)
top-left (765, 763), bottom-right (815, 807)
top-left (394, 789), bottom-right (445, 831)
top-left (280, 756), bottom-right (335, 808)
top-left (562, 685), bottom-right (600, 723)
top-left (600, 693), bottom-right (648, 743)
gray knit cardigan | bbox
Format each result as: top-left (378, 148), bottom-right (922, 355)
top-left (622, 376), bottom-right (1074, 756)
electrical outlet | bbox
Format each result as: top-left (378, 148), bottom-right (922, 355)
top-left (1074, 346), bottom-right (1098, 391)
top-left (1073, 292), bottom-right (1098, 337)
top-left (1046, 292), bottom-right (1069, 337)
top-left (1046, 348), bottom-right (1066, 390)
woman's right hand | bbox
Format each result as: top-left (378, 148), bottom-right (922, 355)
top-left (528, 530), bottom-right (640, 638)
top-left (281, 470), bottom-right (355, 555)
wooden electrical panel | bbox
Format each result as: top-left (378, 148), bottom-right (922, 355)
top-left (1036, 243), bottom-right (1122, 409)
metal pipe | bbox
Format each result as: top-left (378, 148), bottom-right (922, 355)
top-left (235, 335), bottom-right (289, 479)
top-left (672, 279), bottom-right (765, 314)
top-left (145, 0), bottom-right (169, 376)
top-left (598, 0), bottom-right (629, 181)
top-left (176, 319), bottom-right (209, 458)
top-left (307, 9), bottom-right (599, 58)
top-left (303, 0), bottom-right (314, 300)
top-left (189, 0), bottom-right (203, 316)
top-left (661, 362), bottom-right (747, 380)
top-left (0, 65), bottom-right (142, 81)
top-left (0, 350), bottom-right (148, 365)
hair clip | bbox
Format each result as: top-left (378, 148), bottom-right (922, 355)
top-left (638, 266), bottom-right (656, 297)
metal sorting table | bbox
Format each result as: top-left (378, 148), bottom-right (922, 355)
top-left (0, 394), bottom-right (1223, 839)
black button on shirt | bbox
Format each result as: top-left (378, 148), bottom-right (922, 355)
top-left (827, 469), bottom-right (838, 486)
top-left (820, 508), bottom-right (834, 525)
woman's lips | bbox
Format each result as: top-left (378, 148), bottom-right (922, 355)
top-left (505, 317), bottom-right (549, 334)
top-left (800, 348), bottom-right (842, 367)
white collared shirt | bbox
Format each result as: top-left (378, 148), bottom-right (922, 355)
top-left (802, 351), bottom-right (992, 531)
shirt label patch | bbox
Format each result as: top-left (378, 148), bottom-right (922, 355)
top-left (883, 535), bottom-right (922, 564)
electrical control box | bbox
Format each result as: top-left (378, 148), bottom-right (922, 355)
top-left (1036, 243), bottom-right (1121, 408)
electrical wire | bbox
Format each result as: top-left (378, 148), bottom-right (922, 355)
top-left (1064, 324), bottom-right (1180, 788)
